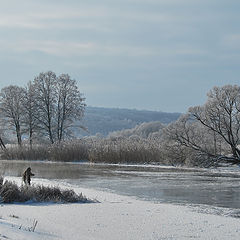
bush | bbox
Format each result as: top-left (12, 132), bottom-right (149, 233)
top-left (0, 177), bottom-right (91, 204)
top-left (0, 144), bottom-right (49, 161)
top-left (48, 141), bottom-right (88, 162)
top-left (0, 138), bottom-right (167, 164)
top-left (87, 137), bottom-right (165, 164)
top-left (0, 141), bottom-right (89, 162)
top-left (0, 180), bottom-right (25, 203)
top-left (0, 137), bottom-right (204, 166)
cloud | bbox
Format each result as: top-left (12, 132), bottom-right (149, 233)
top-left (0, 15), bottom-right (42, 29)
top-left (0, 39), bottom-right (156, 57)
top-left (0, 37), bottom-right (208, 61)
top-left (222, 34), bottom-right (240, 49)
top-left (0, 0), bottom-right (239, 113)
top-left (0, 2), bottom-right (178, 31)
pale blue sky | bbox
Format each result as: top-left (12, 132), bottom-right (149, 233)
top-left (0, 0), bottom-right (240, 113)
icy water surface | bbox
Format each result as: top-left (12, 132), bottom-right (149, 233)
top-left (1, 160), bottom-right (240, 211)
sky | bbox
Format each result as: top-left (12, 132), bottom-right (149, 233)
top-left (0, 0), bottom-right (240, 113)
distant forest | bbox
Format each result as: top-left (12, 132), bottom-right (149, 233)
top-left (79, 107), bottom-right (181, 136)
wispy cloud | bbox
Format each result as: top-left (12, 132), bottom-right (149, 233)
top-left (0, 3), bottom-right (177, 31)
top-left (0, 14), bottom-right (43, 29)
top-left (0, 38), bottom-right (208, 60)
top-left (222, 34), bottom-right (240, 49)
top-left (0, 40), bottom-right (156, 57)
top-left (0, 0), bottom-right (239, 112)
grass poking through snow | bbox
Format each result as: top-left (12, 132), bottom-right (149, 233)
top-left (0, 177), bottom-right (92, 204)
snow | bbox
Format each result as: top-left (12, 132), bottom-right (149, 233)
top-left (0, 177), bottom-right (240, 240)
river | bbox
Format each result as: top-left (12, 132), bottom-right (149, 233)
top-left (1, 160), bottom-right (240, 214)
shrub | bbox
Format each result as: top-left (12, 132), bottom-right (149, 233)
top-left (48, 141), bottom-right (88, 162)
top-left (0, 178), bottom-right (91, 204)
top-left (0, 144), bottom-right (49, 161)
top-left (0, 136), bottom-right (203, 166)
top-left (0, 141), bottom-right (89, 162)
top-left (0, 180), bottom-right (26, 203)
top-left (87, 137), bottom-right (165, 164)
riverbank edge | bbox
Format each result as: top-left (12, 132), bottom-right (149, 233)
top-left (0, 176), bottom-right (239, 240)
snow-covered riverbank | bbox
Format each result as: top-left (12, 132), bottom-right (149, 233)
top-left (0, 177), bottom-right (240, 240)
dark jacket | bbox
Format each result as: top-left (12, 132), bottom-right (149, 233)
top-left (22, 167), bottom-right (35, 185)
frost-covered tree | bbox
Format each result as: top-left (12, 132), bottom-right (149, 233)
top-left (108, 121), bottom-right (164, 139)
top-left (33, 71), bottom-right (57, 144)
top-left (22, 81), bottom-right (40, 148)
top-left (163, 113), bottom-right (226, 166)
top-left (189, 85), bottom-right (240, 164)
top-left (163, 85), bottom-right (240, 166)
top-left (0, 128), bottom-right (6, 150)
top-left (33, 71), bottom-right (86, 143)
top-left (0, 135), bottom-right (5, 149)
top-left (56, 74), bottom-right (86, 142)
top-left (0, 72), bottom-right (86, 145)
top-left (0, 85), bottom-right (25, 146)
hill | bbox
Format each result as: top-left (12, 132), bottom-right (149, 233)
top-left (79, 106), bottom-right (181, 136)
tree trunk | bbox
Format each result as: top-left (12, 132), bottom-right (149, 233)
top-left (48, 125), bottom-right (54, 144)
top-left (29, 128), bottom-right (33, 149)
top-left (16, 123), bottom-right (22, 146)
top-left (0, 136), bottom-right (6, 149)
top-left (230, 145), bottom-right (240, 159)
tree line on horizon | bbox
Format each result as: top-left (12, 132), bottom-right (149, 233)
top-left (1, 82), bottom-right (240, 168)
top-left (0, 71), bottom-right (86, 148)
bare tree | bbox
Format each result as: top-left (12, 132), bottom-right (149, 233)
top-left (0, 135), bottom-right (6, 149)
top-left (33, 71), bottom-right (57, 144)
top-left (164, 114), bottom-right (225, 160)
top-left (189, 85), bottom-right (240, 164)
top-left (0, 71), bottom-right (86, 146)
top-left (0, 85), bottom-right (25, 146)
top-left (164, 117), bottom-right (219, 166)
top-left (33, 71), bottom-right (86, 144)
top-left (22, 81), bottom-right (39, 148)
top-left (0, 120), bottom-right (7, 149)
top-left (56, 74), bottom-right (86, 142)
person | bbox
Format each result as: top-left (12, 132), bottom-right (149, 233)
top-left (22, 167), bottom-right (35, 185)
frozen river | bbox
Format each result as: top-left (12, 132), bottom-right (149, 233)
top-left (1, 160), bottom-right (240, 211)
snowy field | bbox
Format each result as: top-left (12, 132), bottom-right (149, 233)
top-left (0, 177), bottom-right (240, 240)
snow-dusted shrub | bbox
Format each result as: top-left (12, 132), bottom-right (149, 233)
top-left (23, 185), bottom-right (90, 203)
top-left (108, 121), bottom-right (165, 139)
top-left (0, 141), bottom-right (89, 162)
top-left (88, 137), bottom-right (166, 164)
top-left (161, 113), bottom-right (231, 167)
top-left (0, 179), bottom-right (91, 203)
top-left (48, 140), bottom-right (88, 162)
top-left (0, 144), bottom-right (49, 161)
top-left (0, 180), bottom-right (26, 203)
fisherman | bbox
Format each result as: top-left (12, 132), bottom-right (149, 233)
top-left (22, 167), bottom-right (35, 185)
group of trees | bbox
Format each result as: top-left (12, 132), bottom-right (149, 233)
top-left (1, 80), bottom-right (240, 167)
top-left (165, 85), bottom-right (240, 166)
top-left (0, 71), bottom-right (86, 147)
